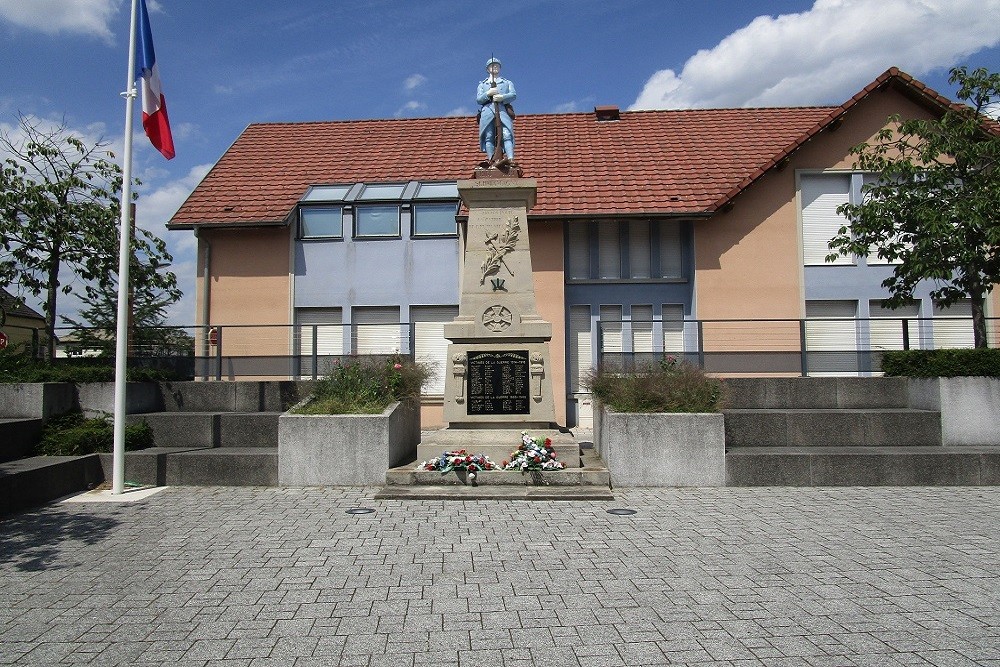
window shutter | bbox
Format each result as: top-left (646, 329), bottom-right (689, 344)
top-left (658, 223), bottom-right (683, 278)
top-left (353, 307), bottom-right (401, 354)
top-left (628, 221), bottom-right (651, 279)
top-left (933, 299), bottom-right (974, 349)
top-left (631, 305), bottom-right (654, 353)
top-left (568, 305), bottom-right (592, 393)
top-left (567, 223), bottom-right (590, 280)
top-left (598, 223), bottom-right (621, 279)
top-left (801, 174), bottom-right (852, 265)
top-left (805, 300), bottom-right (858, 375)
top-left (412, 306), bottom-right (458, 395)
top-left (296, 308), bottom-right (344, 356)
top-left (599, 305), bottom-right (623, 353)
top-left (662, 304), bottom-right (684, 352)
top-left (869, 300), bottom-right (919, 351)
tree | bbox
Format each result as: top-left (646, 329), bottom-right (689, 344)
top-left (828, 66), bottom-right (1000, 348)
top-left (0, 114), bottom-right (178, 358)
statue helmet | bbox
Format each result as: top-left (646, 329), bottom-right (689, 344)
top-left (486, 57), bottom-right (501, 70)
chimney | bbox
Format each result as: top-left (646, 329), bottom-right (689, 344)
top-left (594, 105), bottom-right (620, 122)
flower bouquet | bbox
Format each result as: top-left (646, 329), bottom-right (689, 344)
top-left (417, 449), bottom-right (498, 479)
top-left (502, 432), bottom-right (565, 472)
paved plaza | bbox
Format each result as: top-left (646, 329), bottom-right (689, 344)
top-left (1, 486), bottom-right (998, 667)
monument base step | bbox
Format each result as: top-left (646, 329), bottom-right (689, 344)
top-left (374, 485), bottom-right (613, 501)
top-left (417, 428), bottom-right (581, 468)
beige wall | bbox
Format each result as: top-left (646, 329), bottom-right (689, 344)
top-left (196, 226), bottom-right (292, 358)
top-left (694, 85), bottom-right (940, 351)
top-left (530, 220), bottom-right (567, 427)
top-left (2, 315), bottom-right (45, 350)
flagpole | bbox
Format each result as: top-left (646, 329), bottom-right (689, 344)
top-left (112, 0), bottom-right (140, 495)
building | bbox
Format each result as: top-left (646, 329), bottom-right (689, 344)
top-left (0, 288), bottom-right (46, 353)
top-left (168, 68), bottom-right (998, 428)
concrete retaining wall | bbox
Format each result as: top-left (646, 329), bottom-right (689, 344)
top-left (0, 383), bottom-right (76, 420)
top-left (278, 399), bottom-right (420, 486)
top-left (908, 377), bottom-right (1000, 446)
top-left (596, 408), bottom-right (725, 487)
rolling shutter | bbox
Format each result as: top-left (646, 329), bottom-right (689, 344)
top-left (353, 307), bottom-right (401, 354)
top-left (567, 223), bottom-right (590, 280)
top-left (412, 306), bottom-right (458, 395)
top-left (629, 221), bottom-right (651, 279)
top-left (568, 305), bottom-right (593, 394)
top-left (661, 304), bottom-right (685, 352)
top-left (801, 174), bottom-right (852, 265)
top-left (631, 305), bottom-right (654, 353)
top-left (805, 300), bottom-right (858, 375)
top-left (658, 223), bottom-right (683, 279)
top-left (600, 305), bottom-right (623, 353)
top-left (869, 300), bottom-right (920, 351)
top-left (933, 299), bottom-right (974, 349)
top-left (598, 223), bottom-right (621, 279)
top-left (296, 308), bottom-right (344, 357)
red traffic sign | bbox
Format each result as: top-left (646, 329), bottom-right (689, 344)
top-left (0, 331), bottom-right (8, 350)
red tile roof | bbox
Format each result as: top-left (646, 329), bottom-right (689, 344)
top-left (168, 68), bottom-right (955, 228)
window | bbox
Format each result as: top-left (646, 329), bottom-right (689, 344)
top-left (412, 306), bottom-right (458, 395)
top-left (658, 224), bottom-right (683, 279)
top-left (412, 203), bottom-right (457, 236)
top-left (629, 221), bottom-right (651, 278)
top-left (630, 305), bottom-right (654, 353)
top-left (805, 300), bottom-right (858, 375)
top-left (869, 300), bottom-right (919, 351)
top-left (567, 223), bottom-right (590, 280)
top-left (352, 307), bottom-right (401, 353)
top-left (568, 306), bottom-right (593, 394)
top-left (355, 205), bottom-right (400, 238)
top-left (299, 207), bottom-right (343, 239)
top-left (599, 305), bottom-right (623, 353)
top-left (801, 174), bottom-right (852, 265)
top-left (296, 308), bottom-right (344, 377)
top-left (662, 304), bottom-right (685, 352)
top-left (566, 220), bottom-right (686, 282)
top-left (933, 299), bottom-right (974, 349)
top-left (597, 224), bottom-right (621, 279)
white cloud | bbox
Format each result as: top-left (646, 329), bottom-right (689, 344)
top-left (631, 0), bottom-right (1000, 110)
top-left (445, 106), bottom-right (473, 117)
top-left (394, 100), bottom-right (428, 117)
top-left (0, 0), bottom-right (119, 42)
top-left (404, 73), bottom-right (427, 92)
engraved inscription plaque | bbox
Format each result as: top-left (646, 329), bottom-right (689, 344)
top-left (467, 350), bottom-right (530, 415)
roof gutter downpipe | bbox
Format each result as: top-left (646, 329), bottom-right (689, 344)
top-left (197, 228), bottom-right (212, 375)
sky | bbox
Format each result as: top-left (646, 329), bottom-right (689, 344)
top-left (1, 0), bottom-right (998, 327)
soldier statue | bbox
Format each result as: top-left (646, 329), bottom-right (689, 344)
top-left (477, 57), bottom-right (516, 168)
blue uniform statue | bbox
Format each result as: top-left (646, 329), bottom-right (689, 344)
top-left (477, 57), bottom-right (516, 165)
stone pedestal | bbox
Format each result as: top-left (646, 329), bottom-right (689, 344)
top-left (426, 177), bottom-right (575, 466)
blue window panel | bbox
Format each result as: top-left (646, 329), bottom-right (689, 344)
top-left (413, 203), bottom-right (457, 236)
top-left (356, 205), bottom-right (400, 237)
top-left (300, 207), bottom-right (343, 238)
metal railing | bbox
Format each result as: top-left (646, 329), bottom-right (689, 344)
top-left (597, 316), bottom-right (998, 376)
top-left (2, 315), bottom-right (995, 381)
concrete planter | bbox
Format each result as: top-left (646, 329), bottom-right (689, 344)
top-left (596, 406), bottom-right (725, 487)
top-left (908, 377), bottom-right (1000, 446)
top-left (278, 399), bottom-right (420, 486)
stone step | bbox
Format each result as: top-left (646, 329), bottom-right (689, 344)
top-left (157, 381), bottom-right (315, 413)
top-left (0, 454), bottom-right (103, 515)
top-left (386, 465), bottom-right (610, 487)
top-left (375, 485), bottom-right (614, 501)
top-left (724, 409), bottom-right (941, 448)
top-left (128, 412), bottom-right (281, 449)
top-left (162, 448), bottom-right (278, 486)
top-left (0, 418), bottom-right (42, 462)
top-left (726, 446), bottom-right (1000, 486)
top-left (417, 428), bottom-right (581, 468)
top-left (723, 377), bottom-right (911, 410)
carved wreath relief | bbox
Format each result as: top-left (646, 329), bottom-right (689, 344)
top-left (480, 215), bottom-right (520, 285)
top-left (482, 305), bottom-right (512, 332)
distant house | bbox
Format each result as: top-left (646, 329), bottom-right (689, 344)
top-left (0, 288), bottom-right (46, 353)
top-left (168, 68), bottom-right (998, 428)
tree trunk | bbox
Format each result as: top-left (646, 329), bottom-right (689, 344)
top-left (971, 293), bottom-right (988, 348)
top-left (44, 250), bottom-right (60, 361)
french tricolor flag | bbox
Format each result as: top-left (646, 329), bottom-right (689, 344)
top-left (135, 0), bottom-right (175, 160)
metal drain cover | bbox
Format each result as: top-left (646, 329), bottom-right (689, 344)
top-left (606, 508), bottom-right (637, 516)
top-left (345, 507), bottom-right (375, 515)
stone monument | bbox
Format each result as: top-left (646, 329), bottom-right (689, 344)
top-left (415, 58), bottom-right (578, 468)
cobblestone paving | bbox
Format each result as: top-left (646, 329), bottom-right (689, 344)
top-left (1, 487), bottom-right (998, 667)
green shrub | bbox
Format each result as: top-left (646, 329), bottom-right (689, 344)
top-left (881, 348), bottom-right (1000, 377)
top-left (294, 355), bottom-right (430, 415)
top-left (585, 357), bottom-right (726, 413)
top-left (36, 412), bottom-right (154, 456)
top-left (0, 349), bottom-right (177, 383)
